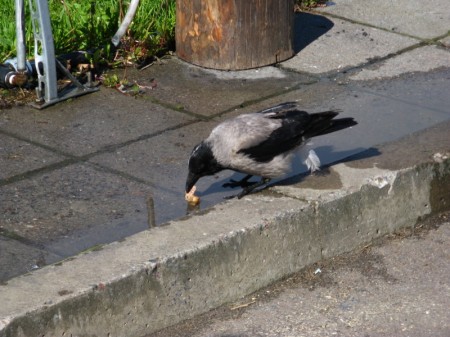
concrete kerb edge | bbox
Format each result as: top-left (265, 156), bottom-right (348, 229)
top-left (1, 155), bottom-right (449, 336)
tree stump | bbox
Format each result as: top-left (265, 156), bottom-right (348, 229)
top-left (176, 0), bottom-right (295, 70)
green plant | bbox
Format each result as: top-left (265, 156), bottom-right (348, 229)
top-left (0, 0), bottom-right (176, 65)
top-left (49, 0), bottom-right (121, 53)
top-left (101, 73), bottom-right (120, 87)
top-left (295, 0), bottom-right (327, 11)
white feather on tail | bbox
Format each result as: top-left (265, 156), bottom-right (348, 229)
top-left (305, 149), bottom-right (321, 173)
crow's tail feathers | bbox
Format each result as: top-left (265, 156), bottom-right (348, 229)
top-left (304, 110), bottom-right (357, 138)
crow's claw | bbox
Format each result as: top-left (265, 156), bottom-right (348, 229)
top-left (222, 174), bottom-right (254, 188)
top-left (223, 179), bottom-right (256, 188)
top-left (223, 177), bottom-right (271, 199)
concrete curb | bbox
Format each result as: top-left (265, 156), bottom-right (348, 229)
top-left (1, 123), bottom-right (449, 337)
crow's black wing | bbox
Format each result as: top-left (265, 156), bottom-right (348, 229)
top-left (256, 102), bottom-right (299, 115)
top-left (239, 110), bottom-right (356, 163)
top-left (238, 109), bottom-right (312, 162)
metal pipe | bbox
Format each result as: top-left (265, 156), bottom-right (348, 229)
top-left (2, 0), bottom-right (29, 88)
top-left (111, 0), bottom-right (140, 47)
top-left (15, 0), bottom-right (27, 72)
top-left (29, 0), bottom-right (58, 103)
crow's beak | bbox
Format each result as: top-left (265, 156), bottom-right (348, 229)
top-left (185, 171), bottom-right (200, 193)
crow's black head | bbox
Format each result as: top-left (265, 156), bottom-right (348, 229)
top-left (186, 141), bottom-right (224, 193)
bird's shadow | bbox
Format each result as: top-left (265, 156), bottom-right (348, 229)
top-left (277, 147), bottom-right (381, 186)
top-left (292, 12), bottom-right (334, 54)
top-left (200, 147), bottom-right (381, 196)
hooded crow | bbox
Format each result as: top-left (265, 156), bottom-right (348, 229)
top-left (186, 102), bottom-right (357, 199)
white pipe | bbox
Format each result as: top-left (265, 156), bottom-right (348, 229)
top-left (111, 0), bottom-right (140, 47)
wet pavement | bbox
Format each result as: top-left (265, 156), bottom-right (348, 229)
top-left (1, 0), bottom-right (450, 285)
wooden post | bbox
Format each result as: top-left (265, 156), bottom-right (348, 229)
top-left (176, 0), bottom-right (295, 70)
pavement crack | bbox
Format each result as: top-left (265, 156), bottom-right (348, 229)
top-left (209, 80), bottom-right (318, 119)
top-left (325, 42), bottom-right (431, 80)
top-left (0, 120), bottom-right (198, 188)
top-left (0, 128), bottom-right (74, 158)
top-left (311, 10), bottom-right (424, 41)
top-left (143, 96), bottom-right (209, 120)
top-left (85, 161), bottom-right (158, 188)
top-left (0, 157), bottom-right (79, 187)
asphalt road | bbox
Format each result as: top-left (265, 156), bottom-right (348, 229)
top-left (147, 212), bottom-right (450, 337)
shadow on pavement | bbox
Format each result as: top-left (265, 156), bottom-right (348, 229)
top-left (293, 12), bottom-right (334, 54)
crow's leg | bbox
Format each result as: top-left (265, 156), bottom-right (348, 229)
top-left (224, 177), bottom-right (271, 199)
top-left (237, 177), bottom-right (271, 199)
top-left (222, 174), bottom-right (254, 188)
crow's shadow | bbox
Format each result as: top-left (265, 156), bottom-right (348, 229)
top-left (292, 12), bottom-right (334, 54)
top-left (278, 147), bottom-right (381, 186)
top-left (199, 147), bottom-right (381, 196)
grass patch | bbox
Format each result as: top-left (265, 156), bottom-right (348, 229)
top-left (0, 0), bottom-right (175, 65)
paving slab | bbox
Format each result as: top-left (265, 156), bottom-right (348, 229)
top-left (350, 45), bottom-right (450, 80)
top-left (282, 14), bottom-right (417, 74)
top-left (316, 0), bottom-right (450, 39)
top-left (0, 133), bottom-right (64, 180)
top-left (0, 237), bottom-right (63, 283)
top-left (112, 58), bottom-right (315, 117)
top-left (0, 163), bottom-right (153, 255)
top-left (0, 89), bottom-right (195, 156)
